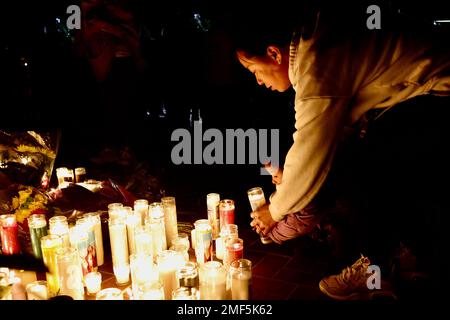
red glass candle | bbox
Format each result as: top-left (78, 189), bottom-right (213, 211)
top-left (225, 238), bottom-right (243, 267)
top-left (219, 200), bottom-right (235, 231)
top-left (0, 214), bottom-right (21, 255)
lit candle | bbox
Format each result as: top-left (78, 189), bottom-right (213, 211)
top-left (146, 203), bottom-right (167, 254)
top-left (216, 224), bottom-right (238, 260)
top-left (69, 225), bottom-right (90, 278)
top-left (134, 225), bottom-right (153, 256)
top-left (137, 281), bottom-right (164, 300)
top-left (230, 259), bottom-right (252, 300)
top-left (96, 288), bottom-right (123, 300)
top-left (224, 238), bottom-right (244, 269)
top-left (77, 217), bottom-right (98, 272)
top-left (108, 218), bottom-right (129, 285)
top-left (130, 253), bottom-right (158, 299)
top-left (176, 262), bottom-right (199, 289)
top-left (26, 280), bottom-right (48, 300)
top-left (0, 214), bottom-right (21, 255)
top-left (49, 216), bottom-right (70, 247)
top-left (157, 250), bottom-right (185, 300)
top-left (247, 187), bottom-right (272, 244)
top-left (85, 271), bottom-right (102, 295)
top-left (82, 212), bottom-right (104, 266)
top-left (193, 219), bottom-right (213, 265)
top-left (172, 287), bottom-right (199, 300)
top-left (56, 247), bottom-right (85, 300)
top-left (28, 214), bottom-right (48, 260)
top-left (219, 199), bottom-right (235, 230)
top-left (40, 235), bottom-right (63, 297)
top-left (126, 210), bottom-right (140, 255)
top-left (134, 199), bottom-right (149, 226)
top-left (108, 203), bottom-right (125, 222)
top-left (199, 261), bottom-right (227, 300)
top-left (207, 193), bottom-right (220, 239)
top-left (161, 197), bottom-right (178, 248)
top-left (74, 167), bottom-right (87, 183)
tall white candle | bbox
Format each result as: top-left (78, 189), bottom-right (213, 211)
top-left (230, 259), bottom-right (252, 300)
top-left (134, 225), bottom-right (153, 256)
top-left (83, 213), bottom-right (104, 267)
top-left (108, 218), bottom-right (129, 284)
top-left (56, 247), bottom-right (85, 300)
top-left (126, 211), bottom-right (140, 255)
top-left (49, 216), bottom-right (70, 247)
top-left (207, 193), bottom-right (220, 239)
top-left (161, 197), bottom-right (178, 248)
top-left (134, 199), bottom-right (149, 226)
top-left (157, 250), bottom-right (185, 300)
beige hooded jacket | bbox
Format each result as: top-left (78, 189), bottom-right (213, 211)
top-left (269, 13), bottom-right (450, 221)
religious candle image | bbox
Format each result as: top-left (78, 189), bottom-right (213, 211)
top-left (161, 197), bottom-right (179, 248)
top-left (193, 219), bottom-right (213, 264)
top-left (134, 199), bottom-right (149, 226)
top-left (247, 187), bottom-right (272, 244)
top-left (0, 214), bottom-right (21, 255)
top-left (49, 215), bottom-right (70, 247)
top-left (230, 259), bottom-right (252, 300)
top-left (77, 217), bottom-right (98, 272)
top-left (199, 261), bottom-right (227, 300)
top-left (157, 250), bottom-right (185, 300)
top-left (82, 212), bottom-right (104, 267)
top-left (219, 199), bottom-right (235, 230)
top-left (56, 247), bottom-right (85, 300)
top-left (207, 193), bottom-right (221, 239)
top-left (28, 214), bottom-right (48, 260)
top-left (40, 235), bottom-right (63, 297)
top-left (108, 218), bottom-right (130, 284)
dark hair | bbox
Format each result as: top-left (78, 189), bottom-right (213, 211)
top-left (226, 1), bottom-right (318, 57)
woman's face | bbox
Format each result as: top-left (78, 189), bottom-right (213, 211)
top-left (237, 48), bottom-right (291, 92)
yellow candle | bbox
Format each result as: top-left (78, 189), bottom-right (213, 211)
top-left (40, 235), bottom-right (63, 297)
top-left (161, 197), bottom-right (178, 248)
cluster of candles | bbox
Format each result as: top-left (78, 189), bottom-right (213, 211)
top-left (1, 186), bottom-right (267, 301)
top-left (56, 167), bottom-right (87, 188)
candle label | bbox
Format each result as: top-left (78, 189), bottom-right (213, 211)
top-left (85, 229), bottom-right (98, 271)
top-left (207, 203), bottom-right (220, 239)
top-left (30, 225), bottom-right (48, 259)
top-left (74, 238), bottom-right (90, 276)
top-left (195, 229), bottom-right (212, 263)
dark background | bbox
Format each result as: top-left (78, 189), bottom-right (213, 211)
top-left (1, 1), bottom-right (450, 279)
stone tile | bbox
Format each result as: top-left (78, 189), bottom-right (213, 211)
top-left (252, 254), bottom-right (291, 278)
top-left (287, 284), bottom-right (330, 300)
top-left (249, 239), bottom-right (297, 257)
top-left (98, 261), bottom-right (114, 275)
top-left (244, 250), bottom-right (267, 268)
top-left (273, 267), bottom-right (324, 286)
top-left (285, 254), bottom-right (329, 276)
top-left (252, 276), bottom-right (297, 300)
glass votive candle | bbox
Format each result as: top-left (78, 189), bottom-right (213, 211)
top-left (96, 288), bottom-right (123, 300)
top-left (113, 264), bottom-right (130, 285)
top-left (172, 233), bottom-right (190, 250)
top-left (26, 280), bottom-right (48, 300)
top-left (85, 272), bottom-right (102, 295)
top-left (74, 167), bottom-right (87, 183)
top-left (172, 287), bottom-right (200, 300)
top-left (176, 262), bottom-right (199, 289)
top-left (133, 199), bottom-right (149, 226)
top-left (137, 281), bottom-right (164, 300)
top-left (230, 259), bottom-right (252, 300)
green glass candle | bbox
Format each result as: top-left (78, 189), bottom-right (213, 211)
top-left (28, 214), bottom-right (48, 259)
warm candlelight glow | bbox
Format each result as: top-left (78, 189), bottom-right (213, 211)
top-left (85, 272), bottom-right (102, 295)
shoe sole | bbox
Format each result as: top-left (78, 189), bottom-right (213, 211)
top-left (318, 282), bottom-right (363, 300)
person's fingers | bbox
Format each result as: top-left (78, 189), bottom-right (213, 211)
top-left (250, 212), bottom-right (258, 219)
top-left (250, 219), bottom-right (257, 227)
